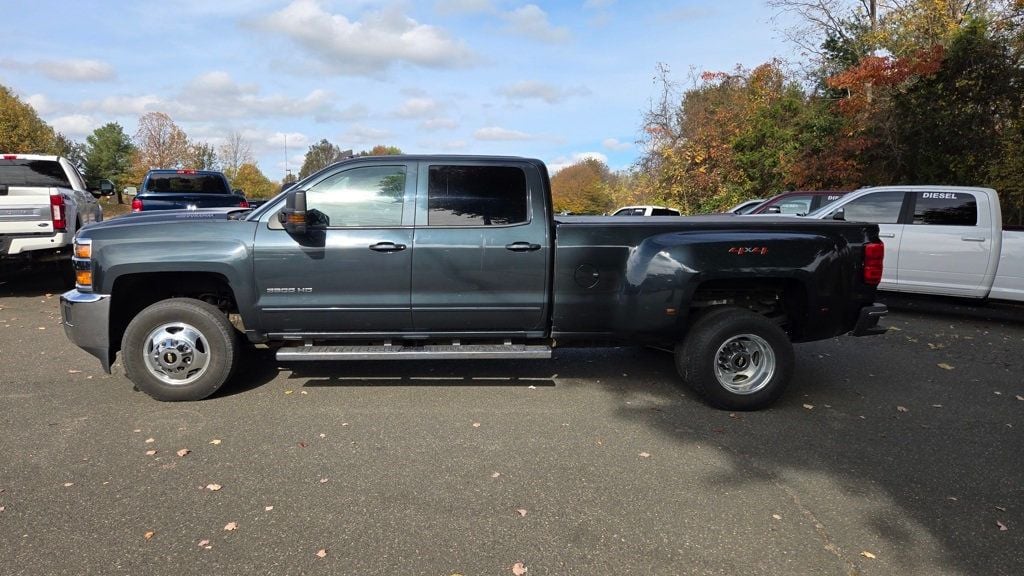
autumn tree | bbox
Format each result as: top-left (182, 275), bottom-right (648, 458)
top-left (551, 158), bottom-right (617, 214)
top-left (132, 112), bottom-right (189, 170)
top-left (219, 131), bottom-right (254, 182)
top-left (83, 122), bottom-right (135, 203)
top-left (298, 139), bottom-right (348, 178)
top-left (356, 145), bottom-right (403, 156)
top-left (187, 141), bottom-right (218, 170)
top-left (0, 84), bottom-right (63, 154)
top-left (232, 162), bottom-right (276, 199)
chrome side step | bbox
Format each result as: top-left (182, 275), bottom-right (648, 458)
top-left (276, 344), bottom-right (553, 361)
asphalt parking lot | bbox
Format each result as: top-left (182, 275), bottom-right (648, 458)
top-left (1, 270), bottom-right (1021, 576)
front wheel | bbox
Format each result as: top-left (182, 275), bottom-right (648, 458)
top-left (122, 298), bottom-right (240, 401)
top-left (675, 306), bottom-right (794, 411)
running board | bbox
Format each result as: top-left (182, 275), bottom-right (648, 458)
top-left (276, 344), bottom-right (552, 361)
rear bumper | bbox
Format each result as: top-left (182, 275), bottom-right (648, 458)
top-left (60, 289), bottom-right (113, 373)
top-left (852, 303), bottom-right (887, 336)
top-left (0, 232), bottom-right (71, 258)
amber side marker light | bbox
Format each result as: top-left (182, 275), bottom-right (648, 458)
top-left (74, 243), bottom-right (91, 258)
top-left (76, 270), bottom-right (93, 287)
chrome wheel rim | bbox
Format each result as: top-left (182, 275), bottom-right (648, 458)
top-left (142, 322), bottom-right (211, 385)
top-left (713, 333), bottom-right (775, 395)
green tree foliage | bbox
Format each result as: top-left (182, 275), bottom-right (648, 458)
top-left (550, 158), bottom-right (617, 214)
top-left (232, 163), bottom-right (277, 199)
top-left (83, 122), bottom-right (136, 204)
top-left (0, 84), bottom-right (63, 154)
top-left (356, 145), bottom-right (403, 156)
top-left (298, 139), bottom-right (347, 179)
top-left (187, 141), bottom-right (219, 170)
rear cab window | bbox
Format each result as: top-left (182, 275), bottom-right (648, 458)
top-left (425, 165), bottom-right (528, 226)
top-left (910, 191), bottom-right (977, 226)
top-left (0, 159), bottom-right (71, 188)
top-left (144, 172), bottom-right (230, 194)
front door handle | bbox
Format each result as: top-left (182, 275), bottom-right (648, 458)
top-left (878, 233), bottom-right (896, 238)
top-left (505, 242), bottom-right (541, 252)
top-left (961, 236), bottom-right (986, 242)
top-left (369, 242), bottom-right (407, 252)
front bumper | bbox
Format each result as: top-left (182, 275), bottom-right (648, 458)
top-left (60, 289), bottom-right (113, 373)
top-left (852, 303), bottom-right (887, 336)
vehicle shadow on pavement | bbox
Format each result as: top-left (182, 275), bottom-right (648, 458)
top-left (880, 292), bottom-right (1024, 324)
top-left (0, 266), bottom-right (71, 297)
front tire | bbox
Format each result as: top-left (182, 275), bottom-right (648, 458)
top-left (675, 306), bottom-right (794, 411)
top-left (122, 298), bottom-right (240, 401)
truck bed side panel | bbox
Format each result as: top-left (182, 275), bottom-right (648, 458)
top-left (990, 229), bottom-right (1024, 302)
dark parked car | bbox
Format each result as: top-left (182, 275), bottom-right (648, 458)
top-left (131, 169), bottom-right (249, 212)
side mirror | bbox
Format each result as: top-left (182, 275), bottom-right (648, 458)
top-left (279, 189), bottom-right (308, 235)
top-left (99, 179), bottom-right (115, 196)
top-left (766, 206), bottom-right (782, 214)
top-left (832, 208), bottom-right (846, 221)
top-left (233, 188), bottom-right (244, 195)
top-left (124, 186), bottom-right (138, 197)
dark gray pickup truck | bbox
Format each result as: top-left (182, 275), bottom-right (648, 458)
top-left (61, 155), bottom-right (886, 410)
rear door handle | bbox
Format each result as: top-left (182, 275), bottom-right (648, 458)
top-left (961, 236), bottom-right (986, 242)
top-left (505, 242), bottom-right (541, 252)
top-left (368, 242), bottom-right (407, 252)
top-left (878, 233), bottom-right (896, 238)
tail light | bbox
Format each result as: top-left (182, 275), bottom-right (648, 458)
top-left (131, 198), bottom-right (143, 212)
top-left (863, 241), bottom-right (884, 286)
top-left (239, 199), bottom-right (249, 208)
top-left (50, 193), bottom-right (66, 231)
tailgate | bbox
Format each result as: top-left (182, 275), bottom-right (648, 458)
top-left (0, 187), bottom-right (53, 234)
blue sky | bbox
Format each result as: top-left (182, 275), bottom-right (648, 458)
top-left (1, 0), bottom-right (796, 179)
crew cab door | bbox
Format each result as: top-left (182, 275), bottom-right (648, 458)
top-left (827, 191), bottom-right (908, 291)
top-left (897, 190), bottom-right (993, 297)
top-left (410, 162), bottom-right (551, 334)
top-left (252, 162), bottom-right (417, 334)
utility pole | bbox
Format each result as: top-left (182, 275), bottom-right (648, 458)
top-left (284, 133), bottom-right (289, 180)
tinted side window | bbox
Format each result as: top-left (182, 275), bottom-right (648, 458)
top-left (306, 165), bottom-right (406, 227)
top-left (912, 192), bottom-right (977, 226)
top-left (773, 195), bottom-right (813, 214)
top-left (428, 166), bottom-right (528, 226)
top-left (652, 208), bottom-right (678, 216)
top-left (840, 192), bottom-right (905, 224)
top-left (0, 160), bottom-right (71, 188)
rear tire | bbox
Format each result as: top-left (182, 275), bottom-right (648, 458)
top-left (675, 306), bottom-right (794, 411)
top-left (122, 298), bottom-right (240, 401)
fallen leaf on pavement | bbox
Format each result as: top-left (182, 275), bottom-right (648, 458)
top-left (997, 521), bottom-right (1008, 531)
top-left (284, 390), bottom-right (293, 395)
top-left (316, 549), bottom-right (328, 558)
top-left (772, 514), bottom-right (782, 520)
top-left (300, 390), bottom-right (308, 395)
top-left (319, 478), bottom-right (329, 484)
top-left (639, 452), bottom-right (651, 458)
top-left (197, 539), bottom-right (210, 548)
top-left (860, 551), bottom-right (876, 559)
top-left (516, 508), bottom-right (527, 517)
top-left (897, 406), bottom-right (909, 413)
top-left (63, 483), bottom-right (74, 487)
top-left (206, 484), bottom-right (222, 491)
top-left (145, 438), bottom-right (155, 444)
top-left (491, 472), bottom-right (501, 478)
top-left (145, 450), bottom-right (157, 456)
top-left (0, 506), bottom-right (5, 512)
top-left (144, 531), bottom-right (155, 540)
top-left (937, 363), bottom-right (954, 370)
top-left (68, 369), bottom-right (81, 374)
top-left (1016, 395), bottom-right (1023, 401)
top-left (995, 506), bottom-right (1006, 512)
top-left (209, 439), bottom-right (221, 445)
top-left (319, 433), bottom-right (326, 438)
top-left (224, 522), bottom-right (238, 531)
top-left (177, 449), bottom-right (190, 457)
top-left (512, 562), bottom-right (528, 575)
top-left (803, 404), bottom-right (814, 410)
top-left (298, 442), bottom-right (307, 448)
top-left (265, 506), bottom-right (274, 511)
top-left (472, 422), bottom-right (481, 428)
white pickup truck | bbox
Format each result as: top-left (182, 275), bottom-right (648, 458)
top-left (1, 154), bottom-right (111, 271)
top-left (808, 185), bottom-right (1024, 302)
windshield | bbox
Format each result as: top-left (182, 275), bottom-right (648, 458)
top-left (144, 173), bottom-right (229, 194)
top-left (0, 159), bottom-right (71, 188)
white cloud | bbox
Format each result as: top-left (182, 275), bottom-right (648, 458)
top-left (435, 0), bottom-right (495, 15)
top-left (257, 0), bottom-right (476, 76)
top-left (547, 151), bottom-right (608, 174)
top-left (502, 5), bottom-right (570, 43)
top-left (420, 117), bottom-right (459, 131)
top-left (50, 114), bottom-right (101, 139)
top-left (395, 97), bottom-right (441, 119)
top-left (342, 124), bottom-right (394, 145)
top-left (25, 94), bottom-right (57, 115)
top-left (0, 58), bottom-right (116, 82)
top-left (602, 137), bottom-right (632, 151)
top-left (84, 94), bottom-right (165, 117)
top-left (474, 126), bottom-right (535, 141)
top-left (498, 80), bottom-right (589, 104)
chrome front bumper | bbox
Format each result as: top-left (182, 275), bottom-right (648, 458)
top-left (60, 289), bottom-right (113, 373)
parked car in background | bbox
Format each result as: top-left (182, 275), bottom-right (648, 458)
top-left (806, 185), bottom-right (1024, 302)
top-left (747, 190), bottom-right (849, 216)
top-left (727, 199), bottom-right (766, 214)
top-left (130, 169), bottom-right (248, 212)
top-left (1, 154), bottom-right (111, 275)
top-left (612, 205), bottom-right (681, 216)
